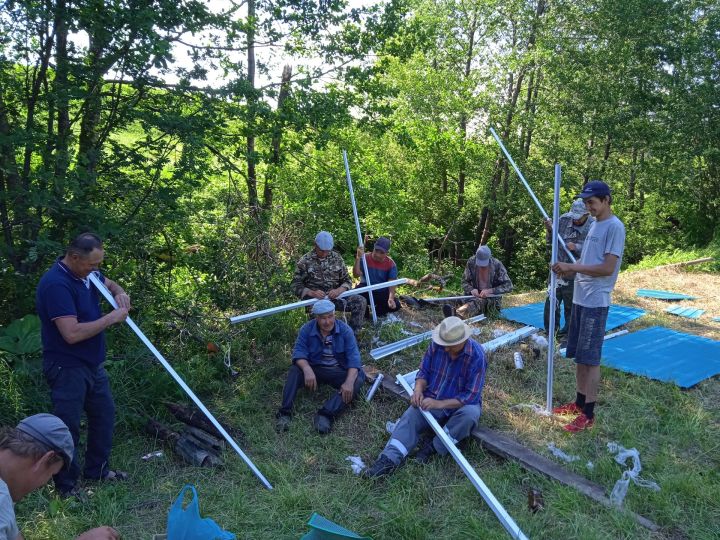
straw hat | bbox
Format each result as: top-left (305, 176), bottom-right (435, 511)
top-left (432, 316), bottom-right (473, 347)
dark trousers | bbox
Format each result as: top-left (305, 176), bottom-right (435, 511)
top-left (544, 280), bottom-right (574, 336)
top-left (356, 286), bottom-right (401, 317)
top-left (44, 362), bottom-right (116, 492)
top-left (279, 364), bottom-right (366, 419)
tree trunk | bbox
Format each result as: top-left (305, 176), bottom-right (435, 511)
top-left (264, 64), bottom-right (292, 210)
top-left (245, 0), bottom-right (259, 209)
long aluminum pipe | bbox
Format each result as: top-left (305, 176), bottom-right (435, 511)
top-left (546, 164), bottom-right (561, 413)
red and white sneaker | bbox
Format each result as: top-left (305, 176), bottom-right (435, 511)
top-left (563, 413), bottom-right (595, 433)
top-left (552, 402), bottom-right (581, 415)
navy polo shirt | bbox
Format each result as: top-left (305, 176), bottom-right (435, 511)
top-left (36, 259), bottom-right (107, 369)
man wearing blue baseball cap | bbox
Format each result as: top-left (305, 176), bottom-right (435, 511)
top-left (275, 299), bottom-right (365, 434)
top-left (353, 236), bottom-right (401, 317)
top-left (0, 414), bottom-right (119, 539)
top-left (291, 231), bottom-right (367, 330)
top-left (552, 180), bottom-right (626, 433)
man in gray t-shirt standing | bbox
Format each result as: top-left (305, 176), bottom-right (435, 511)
top-left (551, 180), bottom-right (626, 433)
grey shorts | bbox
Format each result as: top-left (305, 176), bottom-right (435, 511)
top-left (565, 304), bottom-right (609, 366)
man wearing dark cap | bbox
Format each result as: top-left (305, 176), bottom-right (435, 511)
top-left (552, 180), bottom-right (626, 433)
top-left (291, 231), bottom-right (367, 330)
top-left (363, 317), bottom-right (487, 477)
top-left (543, 198), bottom-right (595, 340)
top-left (0, 414), bottom-right (119, 539)
top-left (275, 299), bottom-right (365, 435)
top-left (446, 245), bottom-right (512, 319)
top-left (35, 233), bottom-right (130, 497)
top-left (352, 236), bottom-right (400, 317)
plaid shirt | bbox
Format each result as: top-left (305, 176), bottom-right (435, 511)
top-left (416, 339), bottom-right (487, 406)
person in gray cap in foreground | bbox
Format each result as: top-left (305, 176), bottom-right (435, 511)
top-left (443, 245), bottom-right (513, 319)
top-left (543, 198), bottom-right (594, 341)
top-left (0, 414), bottom-right (119, 539)
top-left (363, 317), bottom-right (487, 477)
top-left (291, 231), bottom-right (367, 331)
top-left (275, 299), bottom-right (366, 435)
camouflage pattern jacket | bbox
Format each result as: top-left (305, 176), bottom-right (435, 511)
top-left (545, 213), bottom-right (595, 265)
top-left (291, 250), bottom-right (353, 298)
top-left (461, 256), bottom-right (513, 296)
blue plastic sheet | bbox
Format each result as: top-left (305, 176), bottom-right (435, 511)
top-left (636, 289), bottom-right (696, 300)
top-left (301, 513), bottom-right (371, 540)
top-left (501, 302), bottom-right (645, 331)
top-left (601, 326), bottom-right (720, 388)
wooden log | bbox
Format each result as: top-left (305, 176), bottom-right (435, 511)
top-left (144, 418), bottom-right (180, 443)
top-left (379, 375), bottom-right (659, 532)
top-left (175, 432), bottom-right (222, 467)
top-left (165, 401), bottom-right (244, 441)
top-left (657, 257), bottom-right (713, 268)
top-left (185, 425), bottom-right (225, 454)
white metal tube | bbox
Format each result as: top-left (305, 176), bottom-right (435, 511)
top-left (419, 295), bottom-right (475, 303)
top-left (547, 164), bottom-right (561, 413)
top-left (489, 127), bottom-right (576, 263)
top-left (343, 150), bottom-right (377, 324)
top-left (365, 373), bottom-right (384, 402)
top-left (229, 278), bottom-right (407, 324)
top-left (395, 375), bottom-right (528, 540)
top-left (89, 273), bottom-right (273, 490)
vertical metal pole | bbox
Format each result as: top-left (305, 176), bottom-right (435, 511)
top-left (489, 127), bottom-right (576, 263)
top-left (547, 164), bottom-right (561, 413)
top-left (88, 273), bottom-right (273, 490)
top-left (342, 149), bottom-right (378, 323)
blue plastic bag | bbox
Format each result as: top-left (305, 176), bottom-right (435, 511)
top-left (167, 484), bottom-right (236, 540)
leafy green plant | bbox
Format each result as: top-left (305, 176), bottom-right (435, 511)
top-left (0, 315), bottom-right (42, 357)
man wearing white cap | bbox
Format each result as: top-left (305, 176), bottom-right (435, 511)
top-left (275, 299), bottom-right (365, 434)
top-left (363, 317), bottom-right (487, 477)
top-left (0, 414), bottom-right (119, 539)
top-left (444, 245), bottom-right (512, 319)
top-left (291, 231), bottom-right (367, 330)
top-left (543, 198), bottom-right (594, 340)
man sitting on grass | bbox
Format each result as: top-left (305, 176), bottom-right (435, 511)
top-left (363, 317), bottom-right (487, 477)
top-left (0, 413), bottom-right (119, 539)
top-left (275, 299), bottom-right (365, 435)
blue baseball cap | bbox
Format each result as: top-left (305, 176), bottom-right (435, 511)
top-left (311, 299), bottom-right (336, 315)
top-left (578, 180), bottom-right (610, 199)
top-left (315, 231), bottom-right (334, 251)
top-left (374, 237), bottom-right (391, 253)
top-left (16, 414), bottom-right (74, 470)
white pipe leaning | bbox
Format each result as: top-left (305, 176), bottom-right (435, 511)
top-left (547, 164), bottom-right (561, 413)
top-left (395, 375), bottom-right (528, 540)
top-left (88, 273), bottom-right (274, 490)
top-left (343, 150), bottom-right (378, 324)
top-left (229, 278), bottom-right (407, 324)
top-left (489, 127), bottom-right (576, 263)
top-left (365, 373), bottom-right (384, 402)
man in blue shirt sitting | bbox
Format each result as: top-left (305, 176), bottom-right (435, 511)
top-left (363, 316), bottom-right (487, 477)
top-left (35, 233), bottom-right (131, 497)
top-left (276, 299), bottom-right (366, 434)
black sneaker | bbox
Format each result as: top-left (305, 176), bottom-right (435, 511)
top-left (313, 413), bottom-right (332, 435)
top-left (414, 441), bottom-right (437, 464)
top-left (362, 455), bottom-right (398, 478)
top-left (442, 304), bottom-right (455, 318)
top-left (275, 413), bottom-right (291, 433)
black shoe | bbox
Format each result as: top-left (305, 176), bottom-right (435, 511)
top-left (362, 455), bottom-right (398, 478)
top-left (414, 441), bottom-right (437, 464)
top-left (275, 413), bottom-right (291, 433)
top-left (442, 304), bottom-right (455, 318)
top-left (313, 413), bottom-right (332, 435)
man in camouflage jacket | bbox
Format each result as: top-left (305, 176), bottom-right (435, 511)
top-left (455, 245), bottom-right (513, 318)
top-left (291, 231), bottom-right (367, 330)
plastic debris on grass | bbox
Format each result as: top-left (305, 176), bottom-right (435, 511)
top-left (607, 442), bottom-right (660, 507)
top-left (547, 442), bottom-right (580, 463)
top-left (345, 456), bottom-right (366, 475)
top-left (386, 419), bottom-right (398, 434)
top-left (530, 333), bottom-right (548, 349)
top-left (492, 328), bottom-right (507, 339)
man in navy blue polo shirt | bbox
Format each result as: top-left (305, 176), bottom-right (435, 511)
top-left (275, 299), bottom-right (365, 435)
top-left (36, 233), bottom-right (131, 496)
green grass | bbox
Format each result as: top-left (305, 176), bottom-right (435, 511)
top-left (10, 278), bottom-right (720, 539)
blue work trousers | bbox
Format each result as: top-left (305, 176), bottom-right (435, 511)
top-left (279, 363), bottom-right (365, 419)
top-left (44, 362), bottom-right (116, 492)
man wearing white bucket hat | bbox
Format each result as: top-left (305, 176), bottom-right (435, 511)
top-left (363, 317), bottom-right (487, 477)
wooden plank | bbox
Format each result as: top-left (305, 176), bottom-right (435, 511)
top-left (658, 257), bottom-right (713, 268)
top-left (379, 376), bottom-right (659, 532)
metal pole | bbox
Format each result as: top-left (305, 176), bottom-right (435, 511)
top-left (395, 375), bottom-right (528, 540)
top-left (342, 150), bottom-right (378, 323)
top-left (229, 278), bottom-right (407, 324)
top-left (546, 164), bottom-right (561, 413)
top-left (88, 273), bottom-right (273, 490)
top-left (365, 373), bottom-right (384, 402)
top-left (489, 127), bottom-right (576, 263)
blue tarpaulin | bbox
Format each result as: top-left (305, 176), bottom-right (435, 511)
top-left (600, 326), bottom-right (720, 388)
top-left (501, 302), bottom-right (645, 331)
top-left (636, 289), bottom-right (697, 301)
top-left (666, 305), bottom-right (705, 319)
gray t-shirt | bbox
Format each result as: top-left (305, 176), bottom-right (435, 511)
top-left (573, 215), bottom-right (626, 308)
top-left (0, 477), bottom-right (19, 540)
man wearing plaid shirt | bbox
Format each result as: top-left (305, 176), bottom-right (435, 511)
top-left (363, 317), bottom-right (487, 477)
